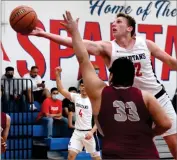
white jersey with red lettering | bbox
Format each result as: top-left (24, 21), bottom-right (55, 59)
top-left (110, 36), bottom-right (162, 96)
top-left (69, 93), bottom-right (100, 156)
top-left (70, 93), bottom-right (92, 130)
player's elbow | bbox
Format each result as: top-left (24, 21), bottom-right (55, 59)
top-left (161, 118), bottom-right (172, 132)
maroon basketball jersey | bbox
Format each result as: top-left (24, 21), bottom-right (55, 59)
top-left (1, 112), bottom-right (7, 130)
top-left (98, 86), bottom-right (159, 159)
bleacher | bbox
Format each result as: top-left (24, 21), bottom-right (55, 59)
top-left (1, 100), bottom-right (92, 159)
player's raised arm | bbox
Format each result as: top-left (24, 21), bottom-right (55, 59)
top-left (55, 67), bottom-right (72, 101)
top-left (61, 11), bottom-right (107, 114)
top-left (146, 40), bottom-right (177, 71)
top-left (29, 26), bottom-right (106, 57)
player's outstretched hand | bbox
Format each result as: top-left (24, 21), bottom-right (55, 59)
top-left (85, 131), bottom-right (93, 140)
top-left (60, 11), bottom-right (79, 34)
top-left (55, 66), bottom-right (62, 76)
top-left (28, 27), bottom-right (45, 36)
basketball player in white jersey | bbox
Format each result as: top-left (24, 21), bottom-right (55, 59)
top-left (29, 13), bottom-right (177, 158)
top-left (55, 68), bottom-right (101, 160)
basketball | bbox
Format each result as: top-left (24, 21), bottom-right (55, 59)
top-left (9, 5), bottom-right (38, 34)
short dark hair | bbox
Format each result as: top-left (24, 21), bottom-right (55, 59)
top-left (68, 87), bottom-right (77, 92)
top-left (31, 66), bottom-right (38, 71)
top-left (50, 87), bottom-right (58, 93)
top-left (109, 58), bottom-right (135, 86)
top-left (5, 66), bottom-right (14, 72)
top-left (117, 13), bottom-right (136, 37)
top-left (79, 79), bottom-right (84, 85)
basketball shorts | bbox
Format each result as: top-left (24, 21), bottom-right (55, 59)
top-left (68, 129), bottom-right (100, 156)
top-left (157, 93), bottom-right (177, 137)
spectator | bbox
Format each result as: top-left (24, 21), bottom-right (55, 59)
top-left (36, 87), bottom-right (68, 138)
top-left (62, 87), bottom-right (77, 118)
top-left (172, 88), bottom-right (177, 113)
top-left (1, 112), bottom-right (11, 153)
top-left (23, 66), bottom-right (50, 110)
top-left (1, 67), bottom-right (24, 112)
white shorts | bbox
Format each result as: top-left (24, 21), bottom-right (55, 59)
top-left (68, 129), bottom-right (100, 156)
top-left (157, 93), bottom-right (177, 137)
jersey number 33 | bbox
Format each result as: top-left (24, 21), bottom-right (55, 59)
top-left (113, 100), bottom-right (140, 122)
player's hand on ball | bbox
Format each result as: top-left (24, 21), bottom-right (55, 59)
top-left (60, 11), bottom-right (79, 34)
top-left (85, 131), bottom-right (93, 140)
top-left (29, 27), bottom-right (45, 36)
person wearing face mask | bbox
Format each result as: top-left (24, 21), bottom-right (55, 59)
top-left (1, 67), bottom-right (23, 112)
top-left (36, 87), bottom-right (68, 138)
top-left (1, 67), bottom-right (16, 95)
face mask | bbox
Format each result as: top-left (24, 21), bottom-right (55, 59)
top-left (31, 74), bottom-right (37, 78)
top-left (6, 74), bottom-right (13, 79)
top-left (52, 94), bottom-right (59, 100)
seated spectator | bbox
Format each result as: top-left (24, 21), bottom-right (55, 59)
top-left (36, 87), bottom-right (68, 138)
top-left (1, 67), bottom-right (25, 112)
top-left (23, 66), bottom-right (50, 110)
top-left (172, 88), bottom-right (177, 113)
top-left (1, 112), bottom-right (11, 153)
top-left (62, 87), bottom-right (77, 118)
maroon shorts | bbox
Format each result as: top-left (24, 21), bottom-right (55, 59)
top-left (1, 112), bottom-right (7, 130)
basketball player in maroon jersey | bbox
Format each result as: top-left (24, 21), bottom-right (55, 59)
top-left (56, 11), bottom-right (172, 159)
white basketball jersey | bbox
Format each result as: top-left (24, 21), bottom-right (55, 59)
top-left (110, 36), bottom-right (162, 95)
top-left (70, 93), bottom-right (92, 130)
